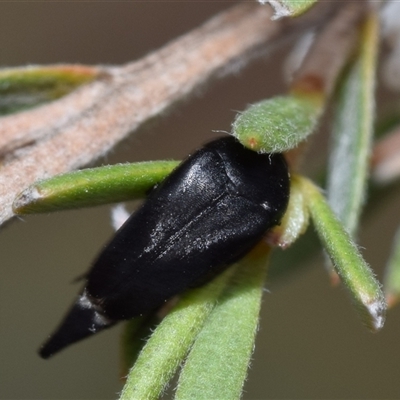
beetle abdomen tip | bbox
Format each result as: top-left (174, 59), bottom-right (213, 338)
top-left (39, 299), bottom-right (115, 359)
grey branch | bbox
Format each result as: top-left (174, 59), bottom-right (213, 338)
top-left (0, 2), bottom-right (336, 226)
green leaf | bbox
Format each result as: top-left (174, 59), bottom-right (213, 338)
top-left (175, 242), bottom-right (270, 400)
top-left (120, 316), bottom-right (150, 378)
top-left (268, 174), bottom-right (310, 248)
top-left (301, 177), bottom-right (386, 332)
top-left (327, 13), bottom-right (379, 237)
top-left (13, 161), bottom-right (179, 214)
top-left (232, 94), bottom-right (322, 153)
top-left (0, 65), bottom-right (98, 115)
top-left (263, 0), bottom-right (318, 18)
top-left (119, 267), bottom-right (236, 400)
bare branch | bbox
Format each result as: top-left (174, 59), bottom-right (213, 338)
top-left (291, 2), bottom-right (365, 97)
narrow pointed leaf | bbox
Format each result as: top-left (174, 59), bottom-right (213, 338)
top-left (301, 177), bottom-right (386, 331)
top-left (13, 160), bottom-right (179, 214)
top-left (119, 268), bottom-right (236, 400)
top-left (175, 242), bottom-right (270, 400)
top-left (0, 65), bottom-right (99, 115)
top-left (327, 12), bottom-right (379, 237)
top-left (120, 316), bottom-right (149, 378)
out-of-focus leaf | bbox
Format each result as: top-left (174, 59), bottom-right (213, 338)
top-left (259, 0), bottom-right (317, 19)
top-left (327, 12), bottom-right (379, 237)
top-left (0, 65), bottom-right (99, 115)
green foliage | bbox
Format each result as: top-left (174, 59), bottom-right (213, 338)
top-left (0, 65), bottom-right (97, 115)
top-left (268, 174), bottom-right (310, 248)
top-left (327, 14), bottom-right (378, 237)
top-left (13, 161), bottom-right (179, 214)
top-left (175, 243), bottom-right (270, 400)
top-left (267, 0), bottom-right (318, 17)
top-left (4, 4), bottom-right (399, 400)
top-left (119, 268), bottom-right (236, 400)
top-left (232, 94), bottom-right (322, 153)
top-left (302, 177), bottom-right (386, 331)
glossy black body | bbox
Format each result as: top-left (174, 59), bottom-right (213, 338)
top-left (40, 137), bottom-right (290, 358)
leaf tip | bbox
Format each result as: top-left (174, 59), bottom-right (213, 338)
top-left (261, 0), bottom-right (291, 20)
top-left (361, 293), bottom-right (387, 332)
top-left (266, 174), bottom-right (310, 248)
top-left (12, 186), bottom-right (41, 214)
top-left (240, 135), bottom-right (263, 152)
top-left (368, 302), bottom-right (386, 332)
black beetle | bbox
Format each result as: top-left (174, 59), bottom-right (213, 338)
top-left (39, 136), bottom-right (290, 358)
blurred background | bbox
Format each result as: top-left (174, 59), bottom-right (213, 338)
top-left (1, 2), bottom-right (400, 399)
